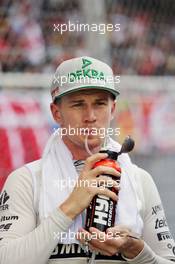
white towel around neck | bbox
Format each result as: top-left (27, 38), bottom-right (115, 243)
top-left (39, 129), bottom-right (143, 244)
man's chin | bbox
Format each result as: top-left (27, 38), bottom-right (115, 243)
top-left (84, 135), bottom-right (103, 150)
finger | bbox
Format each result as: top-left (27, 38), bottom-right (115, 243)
top-left (89, 227), bottom-right (104, 235)
top-left (76, 228), bottom-right (91, 243)
top-left (106, 226), bottom-right (135, 250)
top-left (95, 177), bottom-right (120, 194)
top-left (89, 227), bottom-right (109, 243)
top-left (107, 225), bottom-right (132, 235)
top-left (90, 166), bottom-right (121, 179)
top-left (76, 228), bottom-right (113, 256)
top-left (96, 176), bottom-right (120, 189)
top-left (89, 227), bottom-right (120, 245)
top-left (84, 153), bottom-right (108, 171)
top-left (89, 227), bottom-right (117, 255)
top-left (97, 186), bottom-right (118, 201)
top-left (77, 227), bottom-right (104, 244)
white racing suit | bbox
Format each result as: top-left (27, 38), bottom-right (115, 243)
top-left (0, 159), bottom-right (175, 264)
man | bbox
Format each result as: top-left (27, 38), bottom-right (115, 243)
top-left (0, 56), bottom-right (174, 264)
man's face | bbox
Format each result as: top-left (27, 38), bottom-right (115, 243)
top-left (51, 89), bottom-right (116, 152)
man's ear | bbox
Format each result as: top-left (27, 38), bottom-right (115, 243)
top-left (110, 100), bottom-right (116, 121)
top-left (50, 103), bottom-right (62, 124)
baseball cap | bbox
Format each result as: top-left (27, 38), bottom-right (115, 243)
top-left (50, 56), bottom-right (120, 101)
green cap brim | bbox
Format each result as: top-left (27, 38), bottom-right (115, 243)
top-left (53, 85), bottom-right (120, 101)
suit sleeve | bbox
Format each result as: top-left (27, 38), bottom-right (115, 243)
top-left (0, 167), bottom-right (73, 264)
top-left (125, 168), bottom-right (175, 263)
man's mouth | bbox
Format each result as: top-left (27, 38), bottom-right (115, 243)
top-left (82, 127), bottom-right (98, 135)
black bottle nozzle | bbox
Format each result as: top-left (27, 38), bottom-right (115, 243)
top-left (100, 136), bottom-right (135, 160)
top-left (118, 136), bottom-right (135, 155)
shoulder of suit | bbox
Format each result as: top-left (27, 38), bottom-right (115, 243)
top-left (6, 159), bottom-right (41, 186)
top-left (25, 159), bottom-right (42, 173)
top-left (132, 164), bottom-right (155, 187)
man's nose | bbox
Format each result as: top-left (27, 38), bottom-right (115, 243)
top-left (83, 106), bottom-right (96, 123)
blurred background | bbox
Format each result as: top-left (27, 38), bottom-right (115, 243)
top-left (0, 0), bottom-right (175, 237)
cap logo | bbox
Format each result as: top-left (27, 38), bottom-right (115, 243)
top-left (68, 58), bottom-right (106, 83)
top-left (82, 58), bottom-right (92, 68)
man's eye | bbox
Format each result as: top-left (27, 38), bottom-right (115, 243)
top-left (71, 103), bottom-right (83, 107)
top-left (96, 102), bottom-right (107, 105)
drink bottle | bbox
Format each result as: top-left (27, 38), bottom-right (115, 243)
top-left (85, 136), bottom-right (134, 232)
top-left (85, 150), bottom-right (121, 231)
